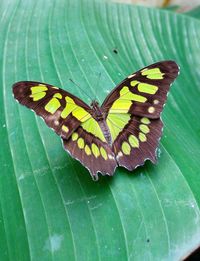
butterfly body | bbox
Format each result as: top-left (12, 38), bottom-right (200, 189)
top-left (90, 100), bottom-right (113, 145)
top-left (13, 61), bottom-right (179, 180)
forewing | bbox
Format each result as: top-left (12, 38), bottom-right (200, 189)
top-left (62, 125), bottom-right (117, 180)
top-left (113, 115), bottom-right (163, 170)
top-left (102, 61), bottom-right (179, 119)
top-left (13, 81), bottom-right (92, 139)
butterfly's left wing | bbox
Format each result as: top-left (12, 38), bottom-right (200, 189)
top-left (102, 61), bottom-right (179, 170)
top-left (13, 81), bottom-right (117, 179)
top-left (13, 81), bottom-right (92, 139)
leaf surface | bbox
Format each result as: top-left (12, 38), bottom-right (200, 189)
top-left (0, 1), bottom-right (200, 260)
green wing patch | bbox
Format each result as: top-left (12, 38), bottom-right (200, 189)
top-left (106, 113), bottom-right (131, 142)
top-left (81, 118), bottom-right (106, 142)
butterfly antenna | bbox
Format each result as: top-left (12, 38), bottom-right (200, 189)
top-left (94, 72), bottom-right (101, 103)
top-left (69, 78), bottom-right (93, 101)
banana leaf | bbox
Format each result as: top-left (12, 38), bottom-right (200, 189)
top-left (0, 1), bottom-right (200, 260)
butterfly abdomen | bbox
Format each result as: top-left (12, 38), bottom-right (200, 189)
top-left (98, 120), bottom-right (112, 146)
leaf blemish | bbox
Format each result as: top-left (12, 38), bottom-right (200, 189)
top-left (44, 234), bottom-right (64, 253)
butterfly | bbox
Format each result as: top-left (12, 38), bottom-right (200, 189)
top-left (13, 61), bottom-right (179, 180)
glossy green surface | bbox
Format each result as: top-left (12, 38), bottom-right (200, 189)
top-left (0, 1), bottom-right (200, 260)
top-left (186, 6), bottom-right (200, 19)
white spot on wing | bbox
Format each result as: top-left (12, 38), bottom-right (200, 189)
top-left (108, 154), bottom-right (114, 160)
top-left (117, 151), bottom-right (123, 159)
top-left (148, 106), bottom-right (155, 113)
top-left (128, 73), bottom-right (136, 79)
top-left (153, 99), bottom-right (159, 105)
top-left (54, 120), bottom-right (59, 126)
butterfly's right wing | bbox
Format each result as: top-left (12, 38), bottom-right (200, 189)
top-left (102, 61), bottom-right (179, 170)
top-left (13, 81), bottom-right (92, 139)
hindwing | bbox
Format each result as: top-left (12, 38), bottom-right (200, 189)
top-left (113, 116), bottom-right (163, 169)
top-left (62, 126), bottom-right (117, 180)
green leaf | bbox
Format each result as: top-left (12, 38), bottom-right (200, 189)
top-left (1, 1), bottom-right (200, 260)
top-left (185, 6), bottom-right (200, 19)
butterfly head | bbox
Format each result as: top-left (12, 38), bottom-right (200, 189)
top-left (90, 100), bottom-right (105, 121)
top-left (90, 100), bottom-right (99, 109)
